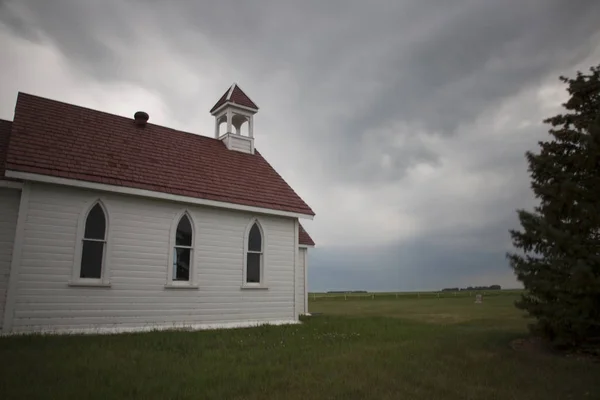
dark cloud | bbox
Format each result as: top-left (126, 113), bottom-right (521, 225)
top-left (351, 1), bottom-right (600, 130)
top-left (1, 0), bottom-right (599, 291)
top-left (0, 1), bottom-right (137, 78)
top-left (3, 1), bottom-right (598, 140)
top-left (309, 235), bottom-right (517, 292)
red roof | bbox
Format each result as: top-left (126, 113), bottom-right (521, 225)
top-left (210, 84), bottom-right (258, 113)
top-left (299, 223), bottom-right (315, 246)
top-left (0, 119), bottom-right (14, 182)
top-left (4, 92), bottom-right (314, 216)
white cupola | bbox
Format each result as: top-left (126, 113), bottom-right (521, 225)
top-left (210, 83), bottom-right (259, 154)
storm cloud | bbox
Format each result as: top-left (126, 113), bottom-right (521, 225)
top-left (1, 0), bottom-right (599, 291)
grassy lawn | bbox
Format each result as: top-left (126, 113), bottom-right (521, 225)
top-left (1, 294), bottom-right (599, 399)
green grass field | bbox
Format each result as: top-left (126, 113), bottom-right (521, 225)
top-left (1, 292), bottom-right (599, 399)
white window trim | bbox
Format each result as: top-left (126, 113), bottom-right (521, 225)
top-left (242, 218), bottom-right (268, 289)
top-left (166, 210), bottom-right (199, 289)
top-left (70, 199), bottom-right (112, 287)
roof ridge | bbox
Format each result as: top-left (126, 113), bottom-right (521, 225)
top-left (226, 83), bottom-right (236, 101)
top-left (16, 92), bottom-right (221, 143)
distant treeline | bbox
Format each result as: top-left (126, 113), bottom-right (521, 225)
top-left (327, 290), bottom-right (368, 294)
top-left (441, 285), bottom-right (501, 292)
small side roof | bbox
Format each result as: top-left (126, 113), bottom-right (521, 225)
top-left (299, 223), bottom-right (315, 246)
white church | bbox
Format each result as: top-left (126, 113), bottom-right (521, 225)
top-left (0, 84), bottom-right (315, 334)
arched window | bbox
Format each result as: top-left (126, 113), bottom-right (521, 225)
top-left (173, 213), bottom-right (193, 282)
top-left (245, 221), bottom-right (264, 284)
top-left (80, 202), bottom-right (107, 279)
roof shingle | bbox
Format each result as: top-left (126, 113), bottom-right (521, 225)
top-left (5, 93), bottom-right (314, 216)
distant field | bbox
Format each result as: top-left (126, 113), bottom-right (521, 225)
top-left (309, 292), bottom-right (525, 324)
top-left (309, 288), bottom-right (525, 301)
top-left (1, 290), bottom-right (599, 399)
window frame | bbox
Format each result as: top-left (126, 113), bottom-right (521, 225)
top-left (70, 199), bottom-right (112, 287)
top-left (242, 218), bottom-right (267, 289)
top-left (166, 210), bottom-right (199, 289)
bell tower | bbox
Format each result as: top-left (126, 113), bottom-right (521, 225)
top-left (210, 83), bottom-right (259, 154)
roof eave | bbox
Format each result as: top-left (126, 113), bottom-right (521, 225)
top-left (210, 100), bottom-right (259, 116)
top-left (5, 170), bottom-right (315, 220)
top-left (0, 180), bottom-right (23, 189)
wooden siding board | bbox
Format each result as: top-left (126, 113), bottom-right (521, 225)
top-left (0, 189), bottom-right (20, 328)
top-left (10, 182), bottom-right (300, 333)
top-left (296, 248), bottom-right (306, 316)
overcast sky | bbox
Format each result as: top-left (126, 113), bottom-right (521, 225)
top-left (1, 0), bottom-right (599, 292)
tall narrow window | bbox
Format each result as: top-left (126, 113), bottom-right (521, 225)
top-left (80, 203), bottom-right (106, 279)
top-left (246, 222), bottom-right (263, 283)
top-left (173, 214), bottom-right (193, 281)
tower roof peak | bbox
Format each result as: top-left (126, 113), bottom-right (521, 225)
top-left (210, 83), bottom-right (258, 114)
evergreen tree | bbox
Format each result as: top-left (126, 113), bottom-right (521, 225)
top-left (508, 64), bottom-right (600, 349)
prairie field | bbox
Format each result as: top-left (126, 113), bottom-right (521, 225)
top-left (1, 291), bottom-right (598, 399)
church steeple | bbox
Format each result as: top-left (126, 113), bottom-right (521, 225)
top-left (210, 84), bottom-right (258, 154)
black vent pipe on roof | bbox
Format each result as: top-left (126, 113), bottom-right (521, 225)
top-left (134, 111), bottom-right (149, 127)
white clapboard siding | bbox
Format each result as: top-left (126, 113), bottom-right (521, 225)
top-left (230, 138), bottom-right (252, 153)
top-left (0, 188), bottom-right (21, 328)
top-left (9, 182), bottom-right (300, 333)
top-left (221, 134), bottom-right (253, 154)
top-left (296, 248), bottom-right (306, 315)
